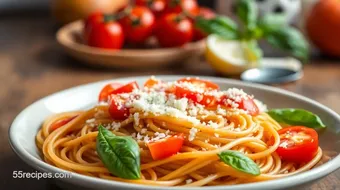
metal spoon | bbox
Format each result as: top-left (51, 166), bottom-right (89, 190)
top-left (240, 67), bottom-right (303, 84)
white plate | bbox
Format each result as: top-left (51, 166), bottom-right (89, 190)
top-left (9, 76), bottom-right (340, 190)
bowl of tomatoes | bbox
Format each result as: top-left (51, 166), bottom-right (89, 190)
top-left (56, 0), bottom-right (215, 69)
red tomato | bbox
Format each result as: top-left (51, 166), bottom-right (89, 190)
top-left (135, 0), bottom-right (166, 17)
top-left (108, 95), bottom-right (130, 120)
top-left (144, 78), bottom-right (162, 88)
top-left (269, 126), bottom-right (319, 163)
top-left (174, 85), bottom-right (216, 106)
top-left (219, 96), bottom-right (259, 116)
top-left (85, 18), bottom-right (124, 49)
top-left (120, 6), bottom-right (155, 44)
top-left (98, 83), bottom-right (123, 102)
top-left (177, 77), bottom-right (219, 90)
top-left (50, 116), bottom-right (77, 131)
top-left (193, 7), bottom-right (216, 41)
top-left (84, 12), bottom-right (104, 39)
top-left (113, 81), bottom-right (139, 94)
top-left (165, 0), bottom-right (199, 16)
top-left (148, 134), bottom-right (184, 160)
top-left (154, 13), bottom-right (193, 47)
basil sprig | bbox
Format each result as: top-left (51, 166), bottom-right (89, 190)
top-left (267, 109), bottom-right (326, 129)
top-left (96, 125), bottom-right (141, 179)
top-left (195, 16), bottom-right (239, 40)
top-left (194, 0), bottom-right (309, 62)
top-left (218, 150), bottom-right (260, 176)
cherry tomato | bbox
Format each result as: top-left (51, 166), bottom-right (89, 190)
top-left (136, 0), bottom-right (166, 17)
top-left (108, 95), bottom-right (130, 120)
top-left (84, 12), bottom-right (104, 39)
top-left (219, 96), bottom-right (259, 116)
top-left (174, 78), bottom-right (219, 106)
top-left (155, 13), bottom-right (193, 47)
top-left (165, 0), bottom-right (199, 16)
top-left (120, 6), bottom-right (155, 44)
top-left (144, 77), bottom-right (162, 88)
top-left (148, 134), bottom-right (184, 160)
top-left (50, 116), bottom-right (77, 131)
top-left (99, 81), bottom-right (139, 102)
top-left (193, 7), bottom-right (216, 41)
top-left (85, 17), bottom-right (124, 49)
top-left (98, 83), bottom-right (123, 102)
top-left (269, 126), bottom-right (319, 163)
top-left (177, 77), bottom-right (219, 90)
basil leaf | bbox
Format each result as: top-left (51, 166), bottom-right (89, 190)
top-left (96, 125), bottom-right (140, 179)
top-left (195, 16), bottom-right (239, 40)
top-left (218, 150), bottom-right (260, 176)
top-left (258, 13), bottom-right (287, 34)
top-left (236, 0), bottom-right (258, 31)
top-left (267, 109), bottom-right (326, 128)
top-left (265, 27), bottom-right (309, 62)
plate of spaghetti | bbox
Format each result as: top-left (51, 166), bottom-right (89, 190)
top-left (9, 76), bottom-right (340, 190)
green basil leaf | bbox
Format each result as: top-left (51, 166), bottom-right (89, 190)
top-left (236, 0), bottom-right (258, 31)
top-left (267, 109), bottom-right (326, 128)
top-left (258, 13), bottom-right (287, 34)
top-left (218, 150), bottom-right (260, 176)
top-left (265, 27), bottom-right (309, 62)
top-left (195, 16), bottom-right (239, 40)
top-left (96, 125), bottom-right (140, 179)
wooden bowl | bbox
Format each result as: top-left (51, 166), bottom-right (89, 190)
top-left (56, 20), bottom-right (206, 68)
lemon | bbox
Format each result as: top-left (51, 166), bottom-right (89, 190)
top-left (205, 35), bottom-right (259, 75)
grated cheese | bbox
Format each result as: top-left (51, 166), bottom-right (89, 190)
top-left (189, 128), bottom-right (198, 141)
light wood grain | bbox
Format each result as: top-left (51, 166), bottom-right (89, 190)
top-left (1, 14), bottom-right (339, 190)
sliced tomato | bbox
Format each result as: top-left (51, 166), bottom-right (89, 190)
top-left (219, 95), bottom-right (259, 116)
top-left (50, 115), bottom-right (77, 131)
top-left (99, 81), bottom-right (139, 102)
top-left (144, 78), bottom-right (162, 88)
top-left (269, 126), bottom-right (319, 163)
top-left (174, 85), bottom-right (216, 106)
top-left (148, 134), bottom-right (184, 160)
top-left (108, 95), bottom-right (130, 120)
top-left (98, 83), bottom-right (123, 102)
top-left (177, 77), bottom-right (219, 90)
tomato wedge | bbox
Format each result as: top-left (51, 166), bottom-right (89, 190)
top-left (98, 83), bottom-right (123, 102)
top-left (148, 134), bottom-right (184, 160)
top-left (144, 78), bottom-right (162, 88)
top-left (219, 95), bottom-right (259, 116)
top-left (99, 81), bottom-right (139, 102)
top-left (108, 95), bottom-right (130, 120)
top-left (50, 115), bottom-right (77, 131)
top-left (270, 126), bottom-right (319, 163)
top-left (177, 77), bottom-right (219, 90)
top-left (174, 78), bottom-right (219, 106)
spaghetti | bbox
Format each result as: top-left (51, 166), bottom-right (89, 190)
top-left (36, 77), bottom-right (323, 187)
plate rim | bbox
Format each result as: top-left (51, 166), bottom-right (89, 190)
top-left (9, 75), bottom-right (340, 190)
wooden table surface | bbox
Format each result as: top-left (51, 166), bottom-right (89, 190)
top-left (1, 14), bottom-right (339, 190)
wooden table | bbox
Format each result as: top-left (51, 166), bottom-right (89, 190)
top-left (1, 14), bottom-right (339, 190)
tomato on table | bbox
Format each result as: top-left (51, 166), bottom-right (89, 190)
top-left (120, 6), bottom-right (155, 44)
top-left (219, 96), bottom-right (259, 116)
top-left (270, 126), bottom-right (319, 163)
top-left (84, 14), bottom-right (124, 49)
top-left (108, 95), bottom-right (130, 120)
top-left (193, 7), bottom-right (216, 41)
top-left (148, 134), bottom-right (184, 160)
top-left (154, 13), bottom-right (193, 47)
top-left (50, 116), bottom-right (77, 131)
top-left (165, 0), bottom-right (199, 16)
top-left (135, 0), bottom-right (166, 17)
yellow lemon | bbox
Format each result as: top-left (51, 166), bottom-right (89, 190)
top-left (205, 35), bottom-right (259, 75)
